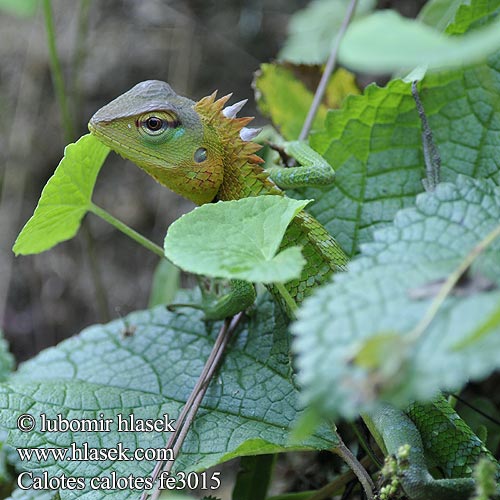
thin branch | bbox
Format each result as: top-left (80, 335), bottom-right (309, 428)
top-left (298, 0), bottom-right (358, 141)
top-left (408, 223), bottom-right (500, 344)
top-left (332, 441), bottom-right (375, 499)
top-left (303, 455), bottom-right (374, 500)
top-left (140, 312), bottom-right (245, 500)
top-left (411, 80), bottom-right (441, 192)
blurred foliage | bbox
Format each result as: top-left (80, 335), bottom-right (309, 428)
top-left (0, 0), bottom-right (37, 17)
top-left (279, 0), bottom-right (376, 64)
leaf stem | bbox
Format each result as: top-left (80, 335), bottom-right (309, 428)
top-left (42, 0), bottom-right (75, 142)
top-left (275, 282), bottom-right (298, 318)
top-left (408, 222), bottom-right (500, 343)
top-left (89, 203), bottom-right (165, 258)
top-left (298, 0), bottom-right (358, 141)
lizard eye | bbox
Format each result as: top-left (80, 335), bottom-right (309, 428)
top-left (145, 117), bottom-right (163, 132)
top-left (138, 112), bottom-right (180, 139)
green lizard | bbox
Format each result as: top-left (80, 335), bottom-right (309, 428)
top-left (88, 80), bottom-right (498, 499)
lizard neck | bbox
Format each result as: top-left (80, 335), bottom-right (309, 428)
top-left (194, 92), bottom-right (282, 202)
top-left (216, 152), bottom-right (282, 201)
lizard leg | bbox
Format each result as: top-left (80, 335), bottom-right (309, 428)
top-left (201, 279), bottom-right (256, 320)
top-left (168, 279), bottom-right (256, 321)
top-left (266, 141), bottom-right (335, 189)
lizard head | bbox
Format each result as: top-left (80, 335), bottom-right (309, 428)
top-left (88, 80), bottom-right (226, 205)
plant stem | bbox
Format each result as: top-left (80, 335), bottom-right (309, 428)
top-left (408, 223), bottom-right (500, 344)
top-left (89, 203), bottom-right (165, 258)
top-left (142, 313), bottom-right (245, 500)
top-left (42, 0), bottom-right (75, 142)
top-left (305, 455), bottom-right (374, 500)
top-left (351, 421), bottom-right (382, 468)
top-left (275, 282), bottom-right (298, 318)
top-left (411, 81), bottom-right (441, 191)
top-left (332, 441), bottom-right (374, 499)
top-left (298, 0), bottom-right (358, 141)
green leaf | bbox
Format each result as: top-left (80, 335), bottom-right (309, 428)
top-left (0, 294), bottom-right (337, 499)
top-left (279, 0), bottom-right (375, 65)
top-left (148, 259), bottom-right (181, 307)
top-left (418, 0), bottom-right (464, 31)
top-left (287, 1), bottom-right (500, 257)
top-left (254, 64), bottom-right (326, 140)
top-left (446, 0), bottom-right (500, 36)
top-left (164, 196), bottom-right (310, 284)
top-left (232, 455), bottom-right (274, 500)
top-left (339, 8), bottom-right (500, 73)
top-left (293, 176), bottom-right (500, 419)
top-left (254, 64), bottom-right (359, 140)
top-left (0, 0), bottom-right (38, 17)
top-left (13, 134), bottom-right (110, 255)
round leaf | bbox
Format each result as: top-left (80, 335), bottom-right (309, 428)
top-left (164, 196), bottom-right (310, 284)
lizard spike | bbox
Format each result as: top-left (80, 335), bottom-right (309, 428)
top-left (234, 116), bottom-right (254, 128)
top-left (196, 91), bottom-right (218, 112)
top-left (223, 99), bottom-right (248, 119)
top-left (240, 127), bottom-right (262, 141)
top-left (243, 142), bottom-right (262, 154)
top-left (208, 90), bottom-right (218, 102)
top-left (215, 94), bottom-right (233, 111)
top-left (249, 153), bottom-right (265, 164)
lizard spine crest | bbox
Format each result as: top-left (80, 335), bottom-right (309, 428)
top-left (194, 91), bottom-right (282, 201)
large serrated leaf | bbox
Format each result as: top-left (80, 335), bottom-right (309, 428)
top-left (304, 46), bottom-right (500, 256)
top-left (258, 1), bottom-right (500, 257)
top-left (0, 294), bottom-right (337, 499)
top-left (293, 176), bottom-right (500, 419)
top-left (164, 196), bottom-right (310, 284)
top-left (13, 134), bottom-right (109, 255)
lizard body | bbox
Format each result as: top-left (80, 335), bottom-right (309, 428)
top-left (89, 80), bottom-right (498, 499)
top-left (89, 80), bottom-right (347, 316)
